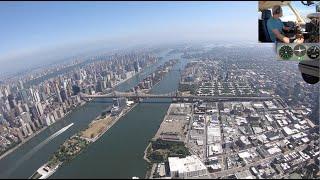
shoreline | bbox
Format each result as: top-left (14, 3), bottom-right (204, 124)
top-left (0, 101), bottom-right (88, 161)
top-left (83, 61), bottom-right (163, 142)
top-left (143, 143), bottom-right (153, 179)
top-left (111, 59), bottom-right (161, 90)
top-left (34, 103), bottom-right (139, 178)
top-left (29, 57), bottom-right (175, 178)
top-left (28, 60), bottom-right (164, 178)
top-left (143, 143), bottom-right (151, 164)
top-left (87, 103), bottom-right (138, 143)
top-left (0, 60), bottom-right (159, 162)
top-left (0, 126), bottom-right (48, 161)
top-left (141, 62), bottom-right (181, 179)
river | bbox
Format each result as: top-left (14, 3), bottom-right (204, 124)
top-left (0, 51), bottom-right (186, 179)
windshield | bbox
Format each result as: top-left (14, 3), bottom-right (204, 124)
top-left (280, 1), bottom-right (316, 22)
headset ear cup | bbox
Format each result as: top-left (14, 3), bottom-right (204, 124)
top-left (274, 6), bottom-right (281, 15)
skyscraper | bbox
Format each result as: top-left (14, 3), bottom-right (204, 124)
top-left (0, 113), bottom-right (7, 125)
top-left (32, 89), bottom-right (41, 103)
top-left (55, 84), bottom-right (63, 103)
top-left (18, 80), bottom-right (24, 90)
top-left (36, 102), bottom-right (44, 116)
top-left (60, 88), bottom-right (68, 102)
top-left (134, 61), bottom-right (140, 73)
top-left (19, 90), bottom-right (29, 103)
top-left (7, 94), bottom-right (16, 109)
top-left (21, 112), bottom-right (32, 123)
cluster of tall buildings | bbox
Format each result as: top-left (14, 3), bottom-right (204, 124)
top-left (133, 59), bottom-right (179, 92)
top-left (0, 51), bottom-right (158, 155)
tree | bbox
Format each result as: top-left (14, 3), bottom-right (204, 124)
top-left (150, 151), bottom-right (164, 163)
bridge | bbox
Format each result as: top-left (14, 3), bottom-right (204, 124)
top-left (80, 90), bottom-right (281, 102)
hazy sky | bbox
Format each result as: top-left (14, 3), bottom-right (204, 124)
top-left (0, 1), bottom-right (316, 75)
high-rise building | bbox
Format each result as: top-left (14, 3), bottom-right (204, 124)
top-left (30, 105), bottom-right (39, 120)
top-left (40, 92), bottom-right (47, 102)
top-left (4, 85), bottom-right (10, 97)
top-left (60, 88), bottom-right (68, 102)
top-left (7, 94), bottom-right (16, 109)
top-left (25, 123), bottom-right (34, 135)
top-left (20, 124), bottom-right (29, 137)
top-left (18, 80), bottom-right (24, 90)
top-left (33, 119), bottom-right (41, 129)
top-left (52, 110), bottom-right (59, 120)
top-left (96, 80), bottom-right (104, 92)
top-left (19, 90), bottom-right (29, 103)
top-left (80, 69), bottom-right (87, 80)
top-left (14, 127), bottom-right (24, 141)
top-left (44, 116), bottom-right (52, 126)
top-left (134, 61), bottom-right (140, 72)
top-left (19, 118), bottom-right (33, 136)
top-left (15, 105), bottom-right (23, 115)
top-left (0, 113), bottom-right (7, 125)
top-left (56, 108), bottom-right (65, 119)
top-left (36, 102), bottom-right (44, 116)
top-left (45, 84), bottom-right (51, 95)
top-left (22, 103), bottom-right (30, 113)
top-left (55, 86), bottom-right (63, 103)
top-left (32, 89), bottom-right (41, 102)
top-left (72, 85), bottom-right (80, 95)
top-left (21, 112), bottom-right (32, 123)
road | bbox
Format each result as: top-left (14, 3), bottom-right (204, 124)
top-left (210, 144), bottom-right (308, 178)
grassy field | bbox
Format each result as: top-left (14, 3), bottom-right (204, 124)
top-left (81, 115), bottom-right (113, 139)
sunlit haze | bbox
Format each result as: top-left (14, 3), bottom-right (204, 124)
top-left (0, 1), bottom-right (260, 75)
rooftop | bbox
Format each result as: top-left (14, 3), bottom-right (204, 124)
top-left (168, 155), bottom-right (207, 174)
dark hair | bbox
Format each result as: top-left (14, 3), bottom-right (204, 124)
top-left (273, 5), bottom-right (282, 15)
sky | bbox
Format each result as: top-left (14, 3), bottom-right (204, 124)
top-left (0, 1), bottom-right (316, 76)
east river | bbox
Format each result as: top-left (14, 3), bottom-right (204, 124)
top-left (0, 51), bottom-right (188, 179)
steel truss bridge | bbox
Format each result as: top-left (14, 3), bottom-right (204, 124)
top-left (80, 90), bottom-right (282, 102)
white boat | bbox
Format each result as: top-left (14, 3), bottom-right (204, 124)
top-left (29, 123), bottom-right (73, 179)
top-left (29, 162), bottom-right (62, 179)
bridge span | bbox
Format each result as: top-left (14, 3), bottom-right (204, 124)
top-left (80, 91), bottom-right (281, 102)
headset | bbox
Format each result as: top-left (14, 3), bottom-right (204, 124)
top-left (273, 6), bottom-right (282, 15)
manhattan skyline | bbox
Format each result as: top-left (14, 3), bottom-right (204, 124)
top-left (1, 1), bottom-right (258, 76)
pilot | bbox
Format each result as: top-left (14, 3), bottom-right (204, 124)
top-left (267, 5), bottom-right (304, 44)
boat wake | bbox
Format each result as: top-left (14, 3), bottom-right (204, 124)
top-left (25, 123), bottom-right (74, 158)
top-left (6, 123), bottom-right (74, 177)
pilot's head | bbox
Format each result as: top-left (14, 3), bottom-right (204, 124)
top-left (272, 5), bottom-right (283, 18)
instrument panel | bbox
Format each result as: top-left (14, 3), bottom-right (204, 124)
top-left (276, 43), bottom-right (319, 61)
